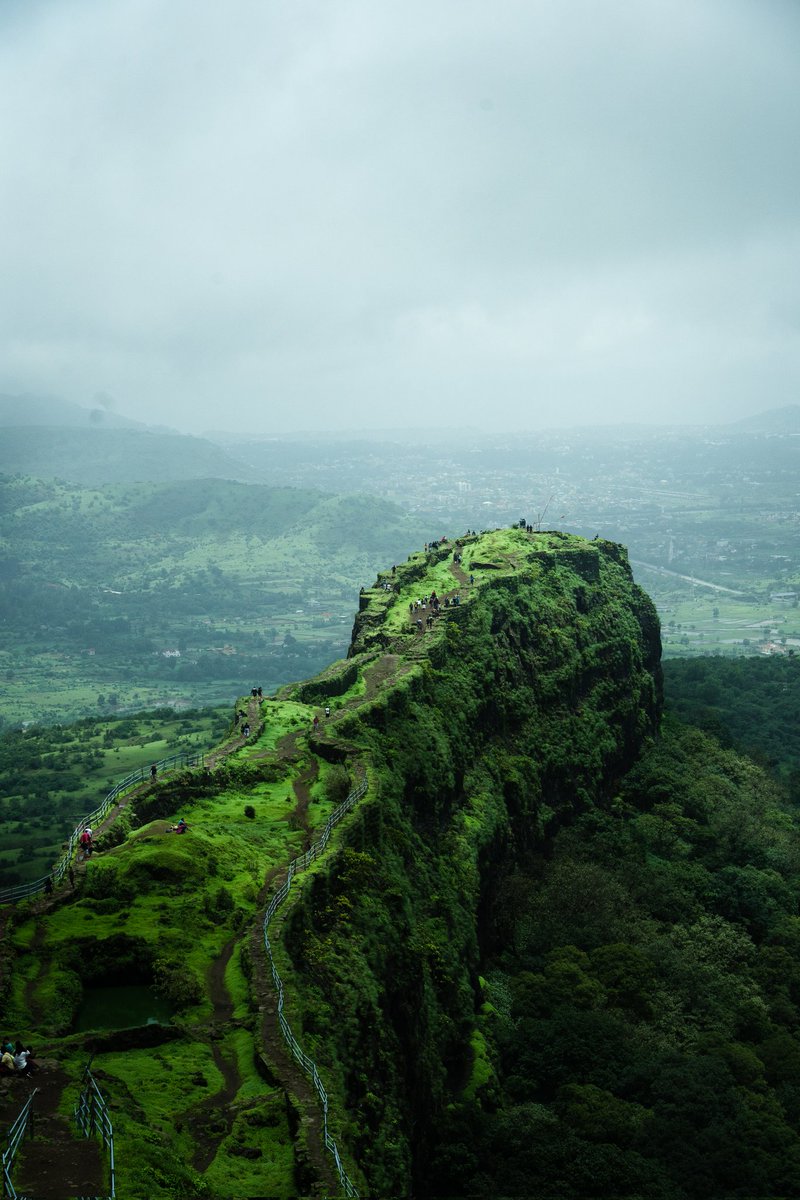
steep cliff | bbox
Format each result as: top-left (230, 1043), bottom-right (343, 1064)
top-left (276, 527), bottom-right (662, 1194)
top-left (3, 527), bottom-right (663, 1199)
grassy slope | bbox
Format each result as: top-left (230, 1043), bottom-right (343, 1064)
top-left (0, 707), bottom-right (230, 887)
top-left (6, 528), bottom-right (660, 1198)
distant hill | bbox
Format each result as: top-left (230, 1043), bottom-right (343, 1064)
top-left (0, 392), bottom-right (263, 485)
top-left (0, 475), bottom-right (429, 726)
top-left (0, 426), bottom-right (258, 485)
top-left (0, 392), bottom-right (148, 430)
top-left (730, 404), bottom-right (800, 433)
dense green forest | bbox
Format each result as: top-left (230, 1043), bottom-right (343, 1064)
top-left (426, 718), bottom-right (800, 1198)
top-left (664, 655), bottom-right (800, 788)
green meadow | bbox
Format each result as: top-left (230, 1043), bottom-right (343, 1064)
top-left (3, 672), bottom-right (370, 1197)
top-left (0, 706), bottom-right (230, 887)
top-left (639, 578), bottom-right (800, 658)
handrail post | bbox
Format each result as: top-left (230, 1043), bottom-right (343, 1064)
top-left (1, 744), bottom-right (210, 905)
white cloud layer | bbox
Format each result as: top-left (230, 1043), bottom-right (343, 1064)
top-left (1, 0), bottom-right (799, 433)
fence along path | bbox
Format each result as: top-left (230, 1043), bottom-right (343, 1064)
top-left (0, 701), bottom-right (363, 1191)
top-left (0, 693), bottom-right (268, 908)
top-left (0, 749), bottom-right (205, 907)
top-left (263, 774), bottom-right (368, 1200)
top-left (1, 1062), bottom-right (113, 1199)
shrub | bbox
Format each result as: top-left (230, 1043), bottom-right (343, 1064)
top-left (324, 765), bottom-right (351, 805)
top-left (153, 957), bottom-right (202, 1009)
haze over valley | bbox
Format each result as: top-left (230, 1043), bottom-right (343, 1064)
top-left (3, 3), bottom-right (800, 1195)
top-left (1, 395), bottom-right (797, 729)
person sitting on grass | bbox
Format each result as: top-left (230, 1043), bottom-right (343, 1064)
top-left (170, 818), bottom-right (188, 834)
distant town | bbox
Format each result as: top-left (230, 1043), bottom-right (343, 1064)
top-left (215, 415), bottom-right (800, 659)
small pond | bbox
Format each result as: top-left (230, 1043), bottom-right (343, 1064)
top-left (74, 985), bottom-right (174, 1032)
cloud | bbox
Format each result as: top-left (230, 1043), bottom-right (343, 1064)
top-left (0, 0), bottom-right (798, 432)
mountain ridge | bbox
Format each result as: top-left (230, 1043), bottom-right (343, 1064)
top-left (3, 526), bottom-right (664, 1197)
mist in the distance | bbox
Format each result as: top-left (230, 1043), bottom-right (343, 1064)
top-left (1, 0), bottom-right (799, 437)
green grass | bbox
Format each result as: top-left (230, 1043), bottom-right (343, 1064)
top-left (5, 525), bottom-right (671, 1199)
top-left (203, 1091), bottom-right (296, 1200)
top-left (0, 705), bottom-right (231, 887)
top-left (240, 700), bottom-right (311, 753)
top-left (225, 943), bottom-right (252, 1022)
top-left (646, 585), bottom-right (800, 658)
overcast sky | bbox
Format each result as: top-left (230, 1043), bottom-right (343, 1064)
top-left (1, 0), bottom-right (798, 435)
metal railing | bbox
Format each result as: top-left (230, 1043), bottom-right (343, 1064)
top-left (263, 774), bottom-right (368, 1199)
top-left (1, 1087), bottom-right (38, 1200)
top-left (74, 1064), bottom-right (115, 1199)
top-left (0, 750), bottom-right (205, 906)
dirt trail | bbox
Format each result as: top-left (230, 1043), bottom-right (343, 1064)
top-left (362, 653), bottom-right (402, 699)
top-left (451, 560), bottom-right (471, 588)
top-left (2, 1066), bottom-right (107, 1200)
top-left (249, 915), bottom-right (338, 1197)
top-left (206, 696), bottom-right (263, 769)
top-left (290, 759), bottom-right (319, 843)
top-left (188, 939), bottom-right (244, 1172)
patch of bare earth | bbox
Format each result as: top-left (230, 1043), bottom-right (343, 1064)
top-left (187, 939), bottom-right (245, 1172)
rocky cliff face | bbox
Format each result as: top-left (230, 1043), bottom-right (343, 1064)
top-left (279, 528), bottom-right (662, 1194)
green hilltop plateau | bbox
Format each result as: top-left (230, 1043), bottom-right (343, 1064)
top-left (4, 528), bottom-right (800, 1199)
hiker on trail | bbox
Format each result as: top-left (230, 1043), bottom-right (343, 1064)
top-left (251, 687), bottom-right (258, 699)
top-left (80, 829), bottom-right (92, 858)
top-left (257, 686), bottom-right (263, 699)
top-left (234, 712), bottom-right (240, 726)
top-left (313, 716), bottom-right (320, 732)
top-left (242, 723), bottom-right (250, 738)
top-left (0, 1048), bottom-right (14, 1074)
top-left (150, 763), bottom-right (158, 782)
top-left (68, 866), bottom-right (75, 888)
top-left (325, 706), bottom-right (331, 718)
top-left (469, 574), bottom-right (474, 585)
top-left (44, 876), bottom-right (53, 897)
